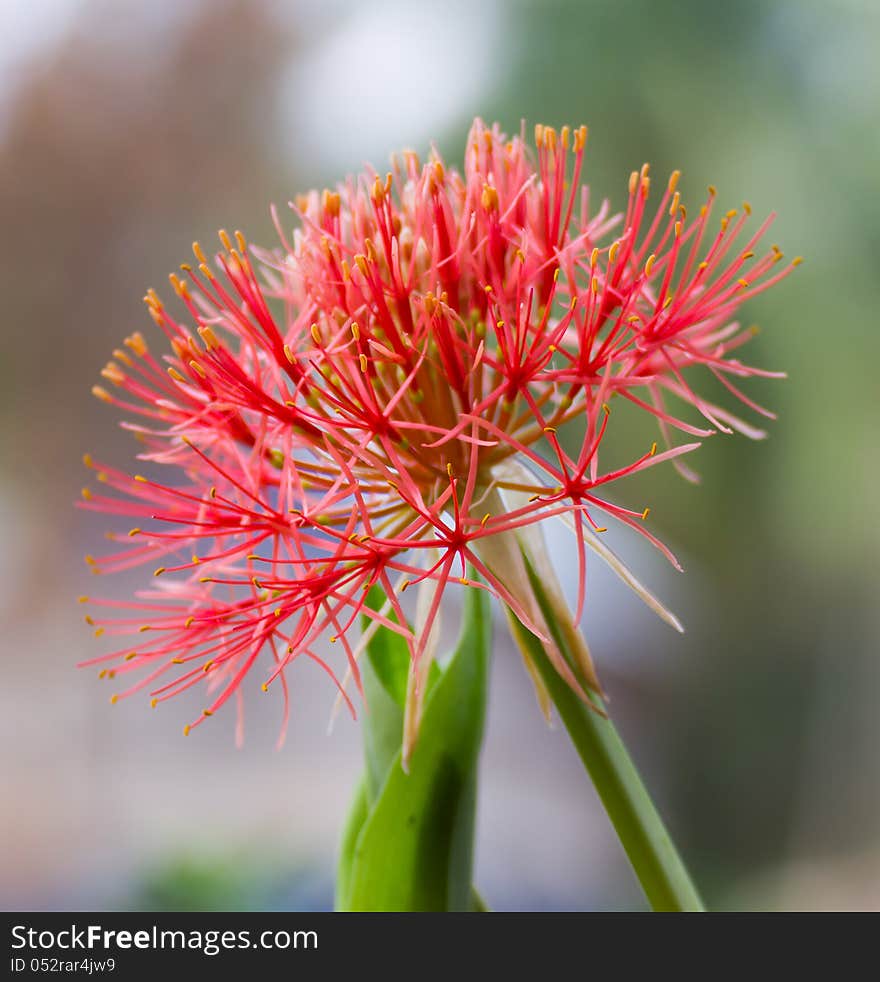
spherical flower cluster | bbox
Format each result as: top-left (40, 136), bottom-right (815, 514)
top-left (79, 119), bottom-right (796, 755)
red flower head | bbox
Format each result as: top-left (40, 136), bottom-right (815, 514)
top-left (79, 119), bottom-right (797, 759)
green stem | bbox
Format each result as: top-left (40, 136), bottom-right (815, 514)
top-left (508, 572), bottom-right (705, 912)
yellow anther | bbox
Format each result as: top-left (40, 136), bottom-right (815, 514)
top-left (184, 616), bottom-right (195, 628)
top-left (101, 362), bottom-right (126, 386)
top-left (792, 256), bottom-right (804, 266)
top-left (110, 694), bottom-right (118, 705)
top-left (738, 278), bottom-right (749, 288)
top-left (590, 247), bottom-right (599, 268)
top-left (645, 254), bottom-right (657, 276)
top-left (669, 191), bottom-right (681, 217)
top-left (354, 253), bottom-right (369, 276)
top-left (341, 259), bottom-right (351, 282)
top-left (139, 625), bottom-right (151, 633)
top-left (553, 268), bottom-right (561, 282)
top-left (675, 221), bottom-right (682, 238)
top-left (543, 426), bottom-right (557, 434)
top-left (81, 487), bottom-right (92, 500)
top-left (629, 171), bottom-right (638, 195)
top-left (609, 241), bottom-right (620, 264)
top-left (560, 125), bottom-right (570, 149)
top-left (534, 124), bottom-right (544, 147)
top-left (98, 670), bottom-right (107, 680)
top-left (203, 709), bottom-right (213, 717)
top-left (458, 577), bottom-right (469, 586)
top-left (650, 442), bottom-right (657, 456)
top-left (262, 683), bottom-right (269, 693)
top-left (642, 507), bottom-right (651, 520)
top-left (84, 614), bottom-right (95, 625)
top-left (591, 276), bottom-right (599, 294)
top-left (150, 698), bottom-right (158, 708)
top-left (481, 184), bottom-right (499, 212)
top-left (203, 661), bottom-right (214, 673)
top-left (743, 201), bottom-right (752, 215)
top-left (112, 349), bottom-right (133, 367)
top-left (235, 230), bottom-right (247, 253)
top-left (198, 326), bottom-right (219, 350)
top-left (481, 513), bottom-right (491, 527)
top-left (446, 462), bottom-right (454, 477)
top-left (189, 360), bottom-right (206, 379)
top-left (153, 567), bottom-right (165, 577)
top-left (574, 124), bottom-right (588, 151)
top-left (742, 251), bottom-right (755, 260)
top-left (602, 402), bottom-right (611, 415)
top-left (125, 332), bottom-right (148, 357)
top-left (668, 170), bottom-right (681, 194)
top-left (351, 322), bottom-right (361, 341)
top-left (192, 241), bottom-right (207, 264)
top-left (125, 652), bottom-right (137, 662)
top-left (358, 353), bottom-right (368, 373)
top-left (183, 725), bottom-right (191, 736)
top-left (708, 184), bottom-right (717, 197)
top-left (78, 595), bottom-right (89, 604)
top-left (322, 189), bottom-right (341, 216)
top-left (218, 229), bottom-right (233, 252)
top-left (128, 527), bottom-right (141, 537)
top-left (594, 527), bottom-right (607, 533)
top-left (725, 209), bottom-right (738, 219)
top-left (167, 367), bottom-right (186, 383)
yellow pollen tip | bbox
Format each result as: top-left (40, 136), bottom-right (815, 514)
top-left (481, 513), bottom-right (491, 527)
top-left (668, 170), bottom-right (681, 193)
top-left (203, 662), bottom-right (213, 673)
top-left (351, 322), bottom-right (361, 341)
top-left (262, 683), bottom-right (269, 693)
top-left (167, 367), bottom-right (186, 383)
top-left (590, 247), bottom-right (599, 268)
top-left (642, 508), bottom-right (651, 520)
top-left (594, 527), bottom-right (607, 533)
top-left (283, 344), bottom-right (294, 364)
top-left (645, 255), bottom-right (656, 276)
top-left (481, 184), bottom-right (499, 212)
top-left (84, 615), bottom-right (94, 625)
top-left (203, 709), bottom-right (213, 717)
top-left (543, 426), bottom-right (557, 434)
top-left (708, 184), bottom-right (717, 196)
top-left (139, 625), bottom-right (150, 633)
top-left (358, 353), bottom-right (368, 373)
top-left (602, 402), bottom-right (611, 415)
top-left (458, 577), bottom-right (469, 586)
top-left (153, 567), bottom-right (165, 577)
top-left (125, 652), bottom-right (137, 661)
top-left (150, 698), bottom-right (158, 709)
top-left (218, 229), bottom-right (233, 252)
top-left (91, 385), bottom-right (112, 402)
top-left (198, 325), bottom-right (219, 350)
top-left (98, 670), bottom-right (107, 679)
top-left (93, 627), bottom-right (104, 638)
top-left (650, 442), bottom-right (657, 456)
top-left (792, 256), bottom-right (804, 266)
top-left (110, 694), bottom-right (118, 705)
top-left (128, 528), bottom-right (141, 537)
top-left (310, 324), bottom-right (322, 345)
top-left (78, 595), bottom-right (89, 604)
top-left (609, 241), bottom-right (620, 263)
top-left (183, 725), bottom-right (191, 736)
top-left (81, 487), bottom-right (92, 500)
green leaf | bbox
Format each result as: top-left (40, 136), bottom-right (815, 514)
top-left (341, 584), bottom-right (491, 911)
top-left (334, 775), bottom-right (368, 912)
top-left (508, 551), bottom-right (705, 912)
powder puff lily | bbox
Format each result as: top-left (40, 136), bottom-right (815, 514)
top-left (79, 119), bottom-right (797, 762)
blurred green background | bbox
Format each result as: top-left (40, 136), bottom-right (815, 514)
top-left (1, 0), bottom-right (878, 911)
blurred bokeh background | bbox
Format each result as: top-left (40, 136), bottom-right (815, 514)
top-left (2, 0), bottom-right (878, 911)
